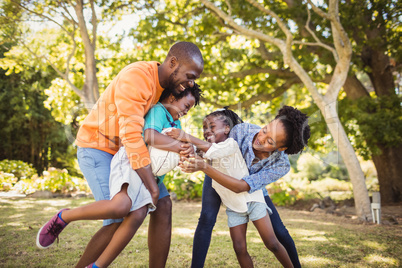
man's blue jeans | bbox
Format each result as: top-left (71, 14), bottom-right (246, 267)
top-left (191, 175), bottom-right (301, 268)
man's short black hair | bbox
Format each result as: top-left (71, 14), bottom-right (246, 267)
top-left (275, 106), bottom-right (310, 155)
top-left (167, 41), bottom-right (204, 65)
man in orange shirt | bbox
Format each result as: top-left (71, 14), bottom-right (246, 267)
top-left (70, 41), bottom-right (203, 267)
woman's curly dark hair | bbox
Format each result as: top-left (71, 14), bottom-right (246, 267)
top-left (206, 107), bottom-right (243, 130)
top-left (159, 83), bottom-right (202, 106)
top-left (275, 106), bottom-right (310, 155)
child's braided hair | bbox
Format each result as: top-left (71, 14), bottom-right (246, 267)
top-left (206, 107), bottom-right (243, 130)
top-left (275, 106), bottom-right (310, 155)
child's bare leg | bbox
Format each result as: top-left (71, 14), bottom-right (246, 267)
top-left (253, 215), bottom-right (293, 268)
top-left (230, 223), bottom-right (253, 268)
top-left (95, 205), bottom-right (148, 267)
top-left (62, 184), bottom-right (132, 223)
top-left (75, 223), bottom-right (120, 268)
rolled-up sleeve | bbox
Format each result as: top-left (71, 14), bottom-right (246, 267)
top-left (243, 157), bottom-right (290, 193)
top-left (115, 67), bottom-right (153, 169)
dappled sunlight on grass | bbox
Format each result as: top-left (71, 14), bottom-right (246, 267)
top-left (362, 240), bottom-right (386, 250)
top-left (293, 228), bottom-right (328, 238)
top-left (214, 230), bottom-right (230, 236)
top-left (9, 213), bottom-right (24, 219)
top-left (301, 236), bottom-right (329, 242)
top-left (301, 255), bottom-right (336, 266)
top-left (6, 222), bottom-right (22, 227)
top-left (1, 198), bottom-right (401, 267)
top-left (249, 237), bottom-right (264, 243)
top-left (290, 218), bottom-right (336, 226)
top-left (364, 254), bottom-right (399, 266)
top-left (34, 199), bottom-right (73, 207)
top-left (173, 227), bottom-right (195, 237)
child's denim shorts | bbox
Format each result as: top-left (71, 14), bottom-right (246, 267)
top-left (226, 201), bottom-right (272, 228)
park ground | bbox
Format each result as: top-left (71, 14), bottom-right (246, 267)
top-left (0, 195), bottom-right (401, 267)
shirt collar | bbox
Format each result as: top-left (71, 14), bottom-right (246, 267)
top-left (157, 102), bottom-right (177, 127)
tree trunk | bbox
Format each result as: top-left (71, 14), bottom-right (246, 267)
top-left (372, 144), bottom-right (402, 203)
top-left (343, 64), bottom-right (402, 205)
top-left (318, 101), bottom-right (372, 221)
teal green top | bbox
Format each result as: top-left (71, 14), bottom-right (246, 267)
top-left (144, 102), bottom-right (182, 184)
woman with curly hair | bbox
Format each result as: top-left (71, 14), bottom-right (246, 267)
top-left (181, 106), bottom-right (310, 268)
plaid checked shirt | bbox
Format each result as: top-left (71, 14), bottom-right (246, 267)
top-left (229, 123), bottom-right (291, 196)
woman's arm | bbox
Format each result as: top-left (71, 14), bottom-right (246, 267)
top-left (179, 157), bottom-right (250, 193)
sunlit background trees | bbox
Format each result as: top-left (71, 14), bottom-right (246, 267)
top-left (0, 0), bottom-right (401, 222)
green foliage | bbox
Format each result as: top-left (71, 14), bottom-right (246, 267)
top-left (341, 95), bottom-right (402, 159)
top-left (0, 159), bottom-right (37, 179)
top-left (267, 180), bottom-right (298, 206)
top-left (12, 167), bottom-right (89, 195)
top-left (0, 172), bottom-right (17, 191)
top-left (0, 40), bottom-right (78, 174)
top-left (296, 153), bottom-right (324, 181)
top-left (289, 177), bottom-right (354, 201)
top-left (164, 170), bottom-right (203, 200)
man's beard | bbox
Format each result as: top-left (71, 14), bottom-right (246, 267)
top-left (164, 66), bottom-right (182, 98)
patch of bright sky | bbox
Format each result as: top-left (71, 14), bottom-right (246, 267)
top-left (28, 1), bottom-right (157, 51)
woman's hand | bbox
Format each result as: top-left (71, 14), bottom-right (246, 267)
top-left (179, 142), bottom-right (195, 157)
top-left (166, 129), bottom-right (188, 142)
top-left (179, 154), bottom-right (207, 173)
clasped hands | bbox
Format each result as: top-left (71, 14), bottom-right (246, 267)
top-left (166, 128), bottom-right (206, 173)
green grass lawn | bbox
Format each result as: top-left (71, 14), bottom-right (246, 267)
top-left (0, 196), bottom-right (401, 267)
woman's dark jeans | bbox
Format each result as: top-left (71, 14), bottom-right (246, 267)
top-left (191, 175), bottom-right (301, 268)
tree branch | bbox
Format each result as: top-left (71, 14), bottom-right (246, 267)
top-left (246, 0), bottom-right (293, 38)
top-left (203, 66), bottom-right (296, 80)
top-left (256, 41), bottom-right (281, 61)
top-left (294, 4), bottom-right (338, 62)
top-left (202, 77), bottom-right (299, 110)
top-left (306, 0), bottom-right (331, 20)
top-left (90, 0), bottom-right (97, 48)
top-left (12, 34), bottom-right (83, 98)
top-left (200, 0), bottom-right (284, 47)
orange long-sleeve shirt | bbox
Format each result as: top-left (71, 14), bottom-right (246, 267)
top-left (75, 61), bottom-right (164, 169)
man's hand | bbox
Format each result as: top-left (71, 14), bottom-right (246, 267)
top-left (179, 154), bottom-right (207, 173)
top-left (165, 129), bottom-right (188, 142)
top-left (136, 164), bottom-right (160, 206)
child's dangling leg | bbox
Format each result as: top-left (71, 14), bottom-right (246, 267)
top-left (253, 215), bottom-right (293, 268)
top-left (229, 223), bottom-right (254, 268)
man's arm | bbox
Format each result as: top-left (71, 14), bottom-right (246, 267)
top-left (135, 164), bottom-right (160, 205)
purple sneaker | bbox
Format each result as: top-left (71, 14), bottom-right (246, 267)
top-left (36, 208), bottom-right (69, 249)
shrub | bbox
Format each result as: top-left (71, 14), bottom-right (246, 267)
top-left (0, 160), bottom-right (37, 179)
top-left (164, 169), bottom-right (203, 200)
top-left (12, 167), bottom-right (90, 194)
top-left (296, 153), bottom-right (324, 181)
top-left (267, 180), bottom-right (298, 206)
top-left (0, 172), bottom-right (18, 191)
top-left (287, 177), bottom-right (353, 201)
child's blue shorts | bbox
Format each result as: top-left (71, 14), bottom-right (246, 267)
top-left (226, 201), bottom-right (272, 228)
